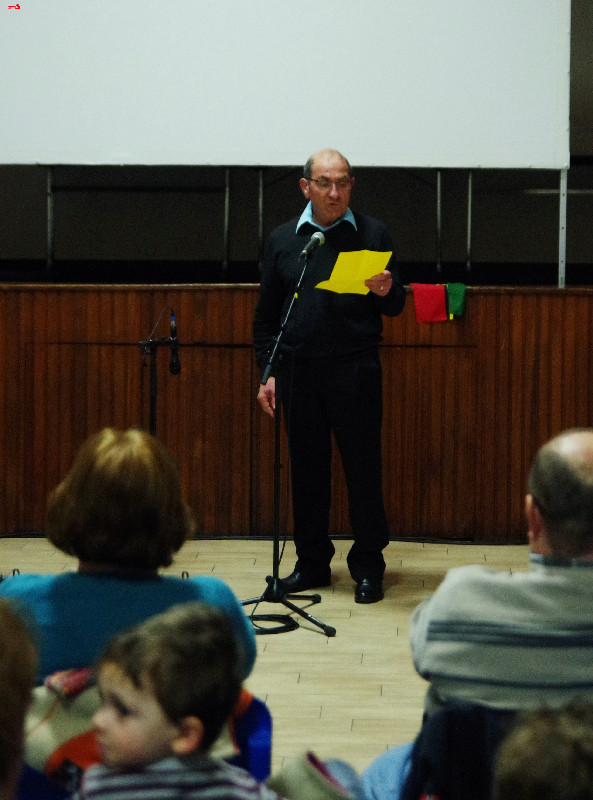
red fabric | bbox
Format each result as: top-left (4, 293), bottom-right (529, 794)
top-left (44, 667), bottom-right (94, 699)
top-left (45, 730), bottom-right (100, 776)
top-left (229, 687), bottom-right (254, 753)
top-left (411, 284), bottom-right (447, 323)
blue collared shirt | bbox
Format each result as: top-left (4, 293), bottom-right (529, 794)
top-left (296, 202), bottom-right (357, 233)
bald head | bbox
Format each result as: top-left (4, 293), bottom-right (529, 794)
top-left (548, 429), bottom-right (593, 468)
top-left (303, 149), bottom-right (352, 181)
top-left (528, 429), bottom-right (593, 557)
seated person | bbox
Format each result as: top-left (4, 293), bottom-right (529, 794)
top-left (76, 602), bottom-right (282, 800)
top-left (363, 428), bottom-right (593, 800)
top-left (0, 428), bottom-right (256, 682)
top-left (0, 598), bottom-right (37, 800)
top-left (76, 602), bottom-right (365, 800)
top-left (493, 699), bottom-right (593, 800)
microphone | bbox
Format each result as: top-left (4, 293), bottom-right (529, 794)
top-left (169, 311), bottom-right (181, 375)
top-left (301, 231), bottom-right (325, 258)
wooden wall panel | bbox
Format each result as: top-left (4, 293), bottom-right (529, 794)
top-left (1, 284), bottom-right (593, 543)
top-left (25, 343), bottom-right (143, 526)
top-left (381, 345), bottom-right (477, 538)
top-left (167, 346), bottom-right (254, 536)
top-left (250, 395), bottom-right (293, 540)
top-left (467, 289), bottom-right (593, 540)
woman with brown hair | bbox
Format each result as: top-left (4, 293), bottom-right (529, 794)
top-left (0, 428), bottom-right (256, 682)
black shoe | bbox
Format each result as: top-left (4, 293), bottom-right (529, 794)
top-left (354, 578), bottom-right (384, 604)
top-left (280, 569), bottom-right (331, 594)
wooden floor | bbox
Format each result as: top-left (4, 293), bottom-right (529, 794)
top-left (0, 536), bottom-right (529, 776)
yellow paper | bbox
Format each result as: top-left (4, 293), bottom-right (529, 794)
top-left (316, 250), bottom-right (392, 294)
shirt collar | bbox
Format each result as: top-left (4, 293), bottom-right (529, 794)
top-left (296, 202), bottom-right (357, 233)
top-left (530, 552), bottom-right (593, 568)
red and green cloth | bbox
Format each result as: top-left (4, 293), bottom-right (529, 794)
top-left (411, 283), bottom-right (467, 323)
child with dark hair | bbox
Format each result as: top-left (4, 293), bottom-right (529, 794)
top-left (76, 602), bottom-right (282, 800)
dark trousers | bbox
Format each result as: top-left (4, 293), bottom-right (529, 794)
top-left (280, 351), bottom-right (389, 582)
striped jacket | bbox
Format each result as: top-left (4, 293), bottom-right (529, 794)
top-left (75, 756), bottom-right (285, 800)
top-left (410, 553), bottom-right (593, 713)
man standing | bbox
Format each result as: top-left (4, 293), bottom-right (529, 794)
top-left (253, 148), bottom-right (406, 604)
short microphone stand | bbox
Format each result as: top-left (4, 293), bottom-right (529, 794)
top-left (139, 326), bottom-right (181, 436)
top-left (243, 251), bottom-right (336, 637)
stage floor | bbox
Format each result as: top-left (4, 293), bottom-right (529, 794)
top-left (0, 536), bottom-right (529, 775)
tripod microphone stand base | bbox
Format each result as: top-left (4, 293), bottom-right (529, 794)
top-left (243, 576), bottom-right (337, 637)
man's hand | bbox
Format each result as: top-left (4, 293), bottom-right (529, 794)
top-left (365, 269), bottom-right (392, 297)
top-left (257, 376), bottom-right (276, 418)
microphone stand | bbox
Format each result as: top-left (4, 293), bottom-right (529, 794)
top-left (139, 311), bottom-right (181, 435)
top-left (243, 250), bottom-right (336, 637)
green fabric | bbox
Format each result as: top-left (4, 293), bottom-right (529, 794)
top-left (446, 283), bottom-right (466, 318)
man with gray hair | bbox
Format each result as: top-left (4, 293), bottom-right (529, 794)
top-left (412, 427), bottom-right (593, 716)
top-left (362, 428), bottom-right (593, 799)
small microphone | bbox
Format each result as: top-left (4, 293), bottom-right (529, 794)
top-left (169, 311), bottom-right (181, 375)
top-left (301, 231), bottom-right (325, 258)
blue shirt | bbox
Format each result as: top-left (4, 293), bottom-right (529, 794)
top-left (296, 202), bottom-right (357, 233)
top-left (0, 571), bottom-right (257, 682)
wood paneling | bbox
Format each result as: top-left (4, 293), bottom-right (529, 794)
top-left (1, 284), bottom-right (592, 542)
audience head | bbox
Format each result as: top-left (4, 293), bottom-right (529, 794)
top-left (493, 699), bottom-right (593, 800)
top-left (93, 602), bottom-right (243, 769)
top-left (526, 428), bottom-right (593, 558)
top-left (46, 427), bottom-right (195, 570)
top-left (0, 599), bottom-right (37, 799)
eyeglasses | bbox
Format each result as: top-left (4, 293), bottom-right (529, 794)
top-left (308, 177), bottom-right (352, 191)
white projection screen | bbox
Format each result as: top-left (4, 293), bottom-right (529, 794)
top-left (1, 0), bottom-right (570, 168)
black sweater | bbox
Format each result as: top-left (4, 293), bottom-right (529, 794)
top-left (253, 212), bottom-right (406, 372)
